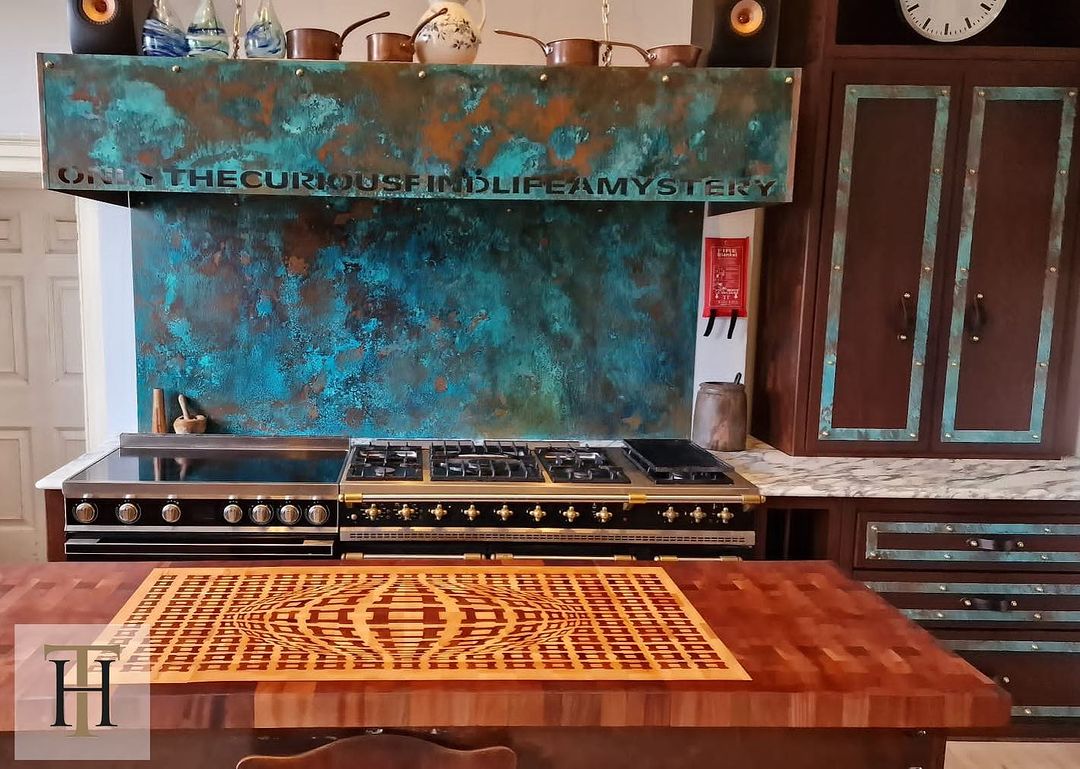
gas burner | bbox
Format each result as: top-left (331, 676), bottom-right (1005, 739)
top-left (535, 446), bottom-right (630, 484)
top-left (347, 443), bottom-right (423, 481)
top-left (430, 441), bottom-right (544, 482)
top-left (623, 439), bottom-right (734, 486)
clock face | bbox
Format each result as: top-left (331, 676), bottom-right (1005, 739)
top-left (898, 0), bottom-right (1008, 42)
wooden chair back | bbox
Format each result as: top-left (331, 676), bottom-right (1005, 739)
top-left (236, 734), bottom-right (516, 769)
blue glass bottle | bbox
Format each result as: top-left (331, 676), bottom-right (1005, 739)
top-left (245, 0), bottom-right (285, 59)
top-left (186, 0), bottom-right (230, 58)
top-left (142, 0), bottom-right (189, 57)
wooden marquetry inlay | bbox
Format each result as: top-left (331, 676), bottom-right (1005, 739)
top-left (101, 566), bottom-right (750, 683)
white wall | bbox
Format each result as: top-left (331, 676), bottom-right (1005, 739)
top-left (5, 0), bottom-right (767, 442)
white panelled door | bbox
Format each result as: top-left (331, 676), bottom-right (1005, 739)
top-left (0, 185), bottom-right (85, 561)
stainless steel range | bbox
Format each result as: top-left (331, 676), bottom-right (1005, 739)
top-left (61, 435), bottom-right (349, 560)
top-left (338, 439), bottom-right (763, 561)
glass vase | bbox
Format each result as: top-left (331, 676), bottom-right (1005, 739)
top-left (186, 0), bottom-right (229, 58)
top-left (142, 0), bottom-right (189, 57)
top-left (245, 0), bottom-right (285, 59)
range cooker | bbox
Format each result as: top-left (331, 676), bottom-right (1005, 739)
top-left (62, 435), bottom-right (763, 562)
top-left (338, 438), bottom-right (761, 561)
top-left (62, 435), bottom-right (348, 559)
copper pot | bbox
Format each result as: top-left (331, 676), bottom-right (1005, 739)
top-left (495, 30), bottom-right (633, 67)
top-left (366, 8), bottom-right (448, 63)
top-left (286, 11), bottom-right (390, 61)
top-left (618, 42), bottom-right (704, 67)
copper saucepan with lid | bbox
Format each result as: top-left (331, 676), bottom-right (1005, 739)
top-left (366, 7), bottom-right (449, 62)
top-left (286, 11), bottom-right (391, 60)
top-left (495, 29), bottom-right (638, 67)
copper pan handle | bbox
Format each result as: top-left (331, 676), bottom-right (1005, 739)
top-left (410, 7), bottom-right (449, 45)
top-left (339, 11), bottom-right (392, 49)
top-left (495, 29), bottom-right (552, 55)
top-left (603, 39), bottom-right (652, 62)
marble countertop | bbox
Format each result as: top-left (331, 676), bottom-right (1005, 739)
top-left (35, 435), bottom-right (1080, 502)
top-left (719, 440), bottom-right (1080, 502)
top-left (35, 437), bottom-right (118, 490)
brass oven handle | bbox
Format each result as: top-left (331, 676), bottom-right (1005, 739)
top-left (898, 292), bottom-right (915, 342)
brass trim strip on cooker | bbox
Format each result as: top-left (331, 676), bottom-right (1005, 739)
top-left (627, 494), bottom-right (648, 505)
top-left (341, 493), bottom-right (364, 504)
top-left (742, 494), bottom-right (765, 506)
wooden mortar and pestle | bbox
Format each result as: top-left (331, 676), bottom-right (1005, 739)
top-left (174, 395), bottom-right (207, 434)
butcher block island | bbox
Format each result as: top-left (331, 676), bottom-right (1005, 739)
top-left (0, 560), bottom-right (1007, 769)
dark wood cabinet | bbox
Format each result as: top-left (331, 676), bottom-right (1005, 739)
top-left (755, 3), bottom-right (1080, 457)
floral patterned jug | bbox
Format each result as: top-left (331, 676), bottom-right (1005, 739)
top-left (414, 0), bottom-right (486, 65)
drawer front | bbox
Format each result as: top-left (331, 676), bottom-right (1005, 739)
top-left (864, 577), bottom-right (1080, 628)
top-left (857, 513), bottom-right (1080, 570)
top-left (940, 637), bottom-right (1080, 719)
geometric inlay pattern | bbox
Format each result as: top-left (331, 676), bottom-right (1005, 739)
top-left (101, 566), bottom-right (750, 683)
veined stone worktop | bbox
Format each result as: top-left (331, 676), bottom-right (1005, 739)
top-left (721, 439), bottom-right (1080, 501)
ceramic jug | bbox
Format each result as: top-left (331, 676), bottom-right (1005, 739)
top-left (414, 0), bottom-right (486, 64)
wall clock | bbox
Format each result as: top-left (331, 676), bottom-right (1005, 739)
top-left (897, 0), bottom-right (1007, 42)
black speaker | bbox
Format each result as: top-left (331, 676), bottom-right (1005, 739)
top-left (67, 0), bottom-right (151, 55)
top-left (705, 0), bottom-right (781, 68)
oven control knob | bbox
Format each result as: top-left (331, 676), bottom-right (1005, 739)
top-left (306, 504), bottom-right (330, 526)
top-left (562, 506), bottom-right (580, 523)
top-left (718, 506), bottom-right (734, 524)
top-left (691, 506), bottom-right (707, 524)
top-left (530, 506), bottom-right (546, 522)
top-left (398, 505), bottom-right (416, 521)
top-left (595, 506), bottom-right (613, 524)
top-left (497, 505), bottom-right (514, 522)
top-left (73, 502), bottom-right (98, 524)
top-left (464, 505), bottom-right (481, 522)
top-left (117, 502), bottom-right (141, 525)
top-left (365, 504), bottom-right (382, 522)
top-left (278, 504), bottom-right (301, 525)
top-left (661, 506), bottom-right (679, 524)
top-left (430, 504), bottom-right (448, 521)
top-left (161, 503), bottom-right (182, 524)
top-left (250, 504), bottom-right (273, 525)
top-left (223, 504), bottom-right (244, 524)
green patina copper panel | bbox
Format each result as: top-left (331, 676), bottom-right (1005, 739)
top-left (39, 54), bottom-right (799, 204)
top-left (131, 195), bottom-right (701, 438)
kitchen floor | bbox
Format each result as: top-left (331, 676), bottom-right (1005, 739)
top-left (948, 741), bottom-right (1080, 768)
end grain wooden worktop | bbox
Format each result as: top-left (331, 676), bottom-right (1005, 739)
top-left (0, 560), bottom-right (1008, 731)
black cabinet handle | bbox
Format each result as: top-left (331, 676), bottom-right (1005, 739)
top-left (967, 536), bottom-right (1025, 552)
top-left (966, 292), bottom-right (986, 343)
top-left (962, 596), bottom-right (1018, 612)
top-left (898, 292), bottom-right (915, 341)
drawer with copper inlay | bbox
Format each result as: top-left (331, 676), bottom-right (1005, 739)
top-left (861, 571), bottom-right (1080, 629)
top-left (939, 630), bottom-right (1080, 720)
top-left (856, 512), bottom-right (1080, 571)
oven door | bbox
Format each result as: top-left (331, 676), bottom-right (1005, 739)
top-left (64, 533), bottom-right (336, 560)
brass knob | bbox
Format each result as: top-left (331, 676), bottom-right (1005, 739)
top-left (365, 504), bottom-right (381, 522)
top-left (497, 505), bottom-right (514, 522)
top-left (662, 506), bottom-right (679, 523)
top-left (596, 506), bottom-right (613, 524)
top-left (464, 504), bottom-right (481, 522)
top-left (73, 502), bottom-right (98, 524)
top-left (562, 506), bottom-right (580, 522)
top-left (161, 503), bottom-right (182, 524)
top-left (691, 506), bottom-right (706, 524)
top-left (719, 506), bottom-right (734, 524)
top-left (530, 506), bottom-right (546, 522)
top-left (278, 504), bottom-right (301, 525)
top-left (306, 504), bottom-right (330, 526)
top-left (117, 502), bottom-right (141, 525)
top-left (398, 504), bottom-right (416, 521)
top-left (250, 504), bottom-right (273, 526)
top-left (430, 504), bottom-right (447, 521)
